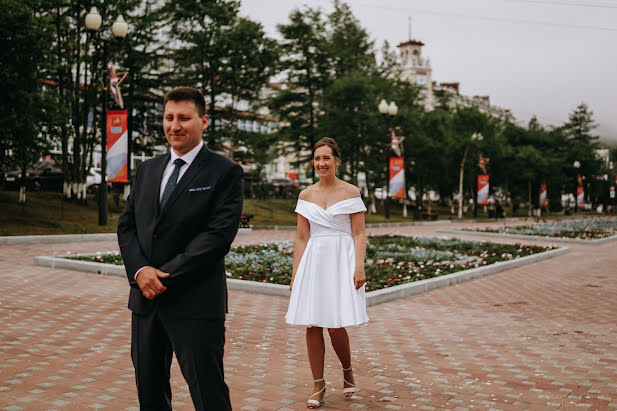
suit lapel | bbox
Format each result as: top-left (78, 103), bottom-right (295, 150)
top-left (158, 145), bottom-right (210, 218)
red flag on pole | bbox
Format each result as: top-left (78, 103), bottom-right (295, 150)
top-left (389, 157), bottom-right (405, 199)
top-left (106, 110), bottom-right (129, 183)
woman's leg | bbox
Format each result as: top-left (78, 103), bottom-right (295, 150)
top-left (327, 327), bottom-right (355, 394)
top-left (306, 327), bottom-right (326, 405)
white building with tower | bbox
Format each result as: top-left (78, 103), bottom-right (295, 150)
top-left (397, 37), bottom-right (513, 121)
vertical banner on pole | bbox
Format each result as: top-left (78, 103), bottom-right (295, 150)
top-left (610, 186), bottom-right (615, 199)
top-left (106, 110), bottom-right (128, 183)
top-left (477, 174), bottom-right (489, 205)
top-left (576, 186), bottom-right (585, 206)
top-left (389, 157), bottom-right (405, 199)
top-left (539, 182), bottom-right (548, 207)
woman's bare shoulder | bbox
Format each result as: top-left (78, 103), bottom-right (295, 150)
top-left (339, 181), bottom-right (361, 198)
top-left (298, 185), bottom-right (316, 201)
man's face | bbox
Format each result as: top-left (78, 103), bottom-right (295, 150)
top-left (163, 100), bottom-right (209, 156)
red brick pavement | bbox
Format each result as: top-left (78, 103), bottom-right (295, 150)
top-left (1, 222), bottom-right (616, 410)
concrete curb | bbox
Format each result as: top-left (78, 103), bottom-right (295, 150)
top-left (1, 228), bottom-right (252, 246)
top-left (34, 254), bottom-right (126, 276)
top-left (365, 247), bottom-right (569, 306)
top-left (437, 229), bottom-right (617, 245)
top-left (2, 233), bottom-right (117, 245)
top-left (34, 246), bottom-right (568, 307)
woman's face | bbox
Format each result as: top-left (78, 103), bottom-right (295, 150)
top-left (313, 145), bottom-right (339, 178)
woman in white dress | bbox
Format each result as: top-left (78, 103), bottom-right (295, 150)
top-left (286, 137), bottom-right (368, 408)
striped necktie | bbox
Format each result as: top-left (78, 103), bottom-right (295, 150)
top-left (160, 158), bottom-right (185, 208)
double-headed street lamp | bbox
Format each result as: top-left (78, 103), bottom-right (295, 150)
top-left (85, 7), bottom-right (128, 226)
top-left (378, 99), bottom-right (398, 219)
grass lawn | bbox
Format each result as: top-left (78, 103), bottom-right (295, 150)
top-left (0, 190), bottom-right (122, 235)
top-left (0, 189), bottom-right (583, 236)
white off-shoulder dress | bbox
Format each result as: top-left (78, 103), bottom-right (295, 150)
top-left (285, 197), bottom-right (369, 328)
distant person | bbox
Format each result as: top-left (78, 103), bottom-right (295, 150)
top-left (495, 199), bottom-right (504, 218)
top-left (117, 86), bottom-right (243, 410)
top-left (286, 137), bottom-right (368, 408)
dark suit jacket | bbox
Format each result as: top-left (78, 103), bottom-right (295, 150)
top-left (117, 145), bottom-right (243, 319)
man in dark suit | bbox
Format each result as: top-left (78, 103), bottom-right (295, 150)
top-left (118, 86), bottom-right (243, 410)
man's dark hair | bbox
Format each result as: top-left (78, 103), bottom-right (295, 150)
top-left (164, 87), bottom-right (206, 117)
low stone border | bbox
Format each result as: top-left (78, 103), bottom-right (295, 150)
top-left (1, 228), bottom-right (252, 245)
top-left (1, 233), bottom-right (117, 245)
top-left (34, 246), bottom-right (568, 307)
top-left (366, 247), bottom-right (568, 306)
top-left (437, 228), bottom-right (617, 245)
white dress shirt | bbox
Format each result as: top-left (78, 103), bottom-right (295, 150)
top-left (159, 140), bottom-right (204, 201)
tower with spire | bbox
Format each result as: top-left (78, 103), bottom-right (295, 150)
top-left (397, 37), bottom-right (434, 110)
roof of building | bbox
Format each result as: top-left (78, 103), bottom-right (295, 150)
top-left (397, 39), bottom-right (425, 48)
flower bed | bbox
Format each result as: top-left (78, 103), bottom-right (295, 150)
top-left (69, 236), bottom-right (552, 292)
top-left (466, 218), bottom-right (617, 240)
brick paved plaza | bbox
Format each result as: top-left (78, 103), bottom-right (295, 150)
top-left (1, 221), bottom-right (616, 410)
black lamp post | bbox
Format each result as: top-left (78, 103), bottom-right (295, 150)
top-left (85, 7), bottom-right (128, 226)
top-left (378, 99), bottom-right (398, 219)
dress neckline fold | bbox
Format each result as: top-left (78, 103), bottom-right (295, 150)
top-left (298, 197), bottom-right (361, 212)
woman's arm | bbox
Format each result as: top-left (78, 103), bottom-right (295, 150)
top-left (290, 213), bottom-right (311, 291)
top-left (350, 211), bottom-right (367, 290)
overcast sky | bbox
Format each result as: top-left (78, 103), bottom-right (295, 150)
top-left (239, 0), bottom-right (617, 144)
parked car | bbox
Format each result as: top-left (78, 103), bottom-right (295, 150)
top-left (374, 186), bottom-right (387, 200)
top-left (268, 178), bottom-right (298, 199)
top-left (86, 168), bottom-right (102, 191)
top-left (3, 161), bottom-right (64, 191)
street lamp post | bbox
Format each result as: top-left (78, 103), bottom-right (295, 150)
top-left (458, 132), bottom-right (483, 219)
top-left (85, 7), bottom-right (128, 226)
top-left (609, 161), bottom-right (615, 212)
top-left (573, 160), bottom-right (581, 213)
top-left (378, 99), bottom-right (398, 219)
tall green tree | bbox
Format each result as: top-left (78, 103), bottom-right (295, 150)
top-left (162, 0), bottom-right (240, 148)
top-left (272, 6), bottom-right (331, 178)
top-left (0, 0), bottom-right (52, 203)
top-left (119, 0), bottom-right (169, 162)
top-left (564, 102), bottom-right (599, 146)
top-left (39, 0), bottom-right (141, 200)
top-left (218, 17), bottom-right (280, 157)
top-left (326, 0), bottom-right (375, 78)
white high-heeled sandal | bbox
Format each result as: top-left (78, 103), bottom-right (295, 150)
top-left (343, 366), bottom-right (357, 397)
top-left (307, 378), bottom-right (326, 409)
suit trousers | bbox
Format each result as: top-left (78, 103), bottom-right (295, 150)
top-left (131, 311), bottom-right (231, 411)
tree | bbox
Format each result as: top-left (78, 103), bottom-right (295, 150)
top-left (325, 0), bottom-right (375, 78)
top-left (162, 0), bottom-right (240, 149)
top-left (564, 102), bottom-right (599, 146)
top-left (272, 6), bottom-right (331, 179)
top-left (218, 17), bottom-right (280, 158)
top-left (0, 0), bottom-right (52, 204)
top-left (39, 0), bottom-right (141, 200)
top-left (119, 0), bottom-right (169, 164)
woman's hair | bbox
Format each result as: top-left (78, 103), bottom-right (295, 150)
top-left (312, 137), bottom-right (341, 160)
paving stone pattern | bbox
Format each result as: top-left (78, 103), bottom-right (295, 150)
top-left (1, 221), bottom-right (616, 410)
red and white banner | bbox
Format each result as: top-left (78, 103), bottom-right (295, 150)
top-left (576, 185), bottom-right (585, 206)
top-left (539, 182), bottom-right (547, 207)
top-left (389, 157), bottom-right (405, 199)
top-left (611, 186), bottom-right (615, 199)
top-left (477, 174), bottom-right (489, 205)
top-left (106, 110), bottom-right (129, 183)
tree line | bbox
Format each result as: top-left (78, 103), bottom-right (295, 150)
top-left (1, 0), bottom-right (613, 212)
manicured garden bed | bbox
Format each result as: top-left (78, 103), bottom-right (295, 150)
top-left (465, 218), bottom-right (617, 240)
top-left (69, 235), bottom-right (553, 292)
